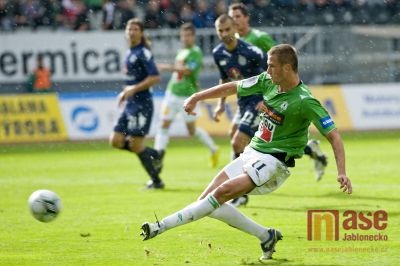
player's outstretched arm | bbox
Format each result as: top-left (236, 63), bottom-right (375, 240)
top-left (184, 81), bottom-right (238, 116)
top-left (325, 129), bottom-right (352, 194)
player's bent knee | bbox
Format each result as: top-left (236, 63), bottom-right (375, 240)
top-left (213, 184), bottom-right (236, 204)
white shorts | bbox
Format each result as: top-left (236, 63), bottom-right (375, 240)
top-left (160, 90), bottom-right (200, 123)
top-left (223, 146), bottom-right (291, 195)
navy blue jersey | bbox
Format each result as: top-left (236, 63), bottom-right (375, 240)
top-left (124, 43), bottom-right (159, 101)
top-left (114, 43), bottom-right (159, 136)
top-left (213, 39), bottom-right (266, 107)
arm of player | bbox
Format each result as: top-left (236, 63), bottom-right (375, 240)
top-left (117, 75), bottom-right (161, 107)
top-left (157, 63), bottom-right (192, 76)
top-left (184, 81), bottom-right (238, 116)
top-left (213, 79), bottom-right (230, 122)
top-left (325, 129), bottom-right (352, 194)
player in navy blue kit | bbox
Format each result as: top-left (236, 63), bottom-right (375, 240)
top-left (212, 14), bottom-right (266, 162)
top-left (109, 18), bottom-right (164, 190)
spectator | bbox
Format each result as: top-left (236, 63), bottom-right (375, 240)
top-left (113, 0), bottom-right (136, 30)
top-left (27, 54), bottom-right (52, 93)
top-left (101, 0), bottom-right (115, 30)
top-left (72, 0), bottom-right (89, 30)
top-left (144, 0), bottom-right (163, 29)
top-left (192, 0), bottom-right (214, 28)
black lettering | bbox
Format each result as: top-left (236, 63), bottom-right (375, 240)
top-left (2, 121), bottom-right (11, 136)
top-left (37, 119), bottom-right (46, 135)
top-left (22, 52), bottom-right (33, 75)
top-left (38, 100), bottom-right (47, 113)
top-left (0, 52), bottom-right (18, 76)
top-left (14, 121), bottom-right (21, 135)
top-left (50, 119), bottom-right (59, 133)
top-left (104, 50), bottom-right (120, 73)
top-left (25, 120), bottom-right (35, 135)
top-left (83, 50), bottom-right (99, 73)
top-left (41, 51), bottom-right (67, 75)
top-left (27, 101), bottom-right (37, 113)
top-left (71, 42), bottom-right (79, 74)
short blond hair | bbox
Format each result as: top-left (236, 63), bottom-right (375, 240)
top-left (268, 44), bottom-right (298, 73)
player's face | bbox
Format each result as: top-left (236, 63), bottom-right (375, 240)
top-left (216, 20), bottom-right (236, 45)
top-left (228, 9), bottom-right (249, 31)
top-left (267, 55), bottom-right (284, 85)
top-left (180, 29), bottom-right (195, 48)
top-left (125, 23), bottom-right (142, 45)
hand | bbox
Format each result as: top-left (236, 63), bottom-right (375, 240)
top-left (213, 103), bottom-right (225, 122)
top-left (117, 86), bottom-right (135, 107)
top-left (337, 174), bottom-right (352, 194)
top-left (157, 63), bottom-right (171, 72)
top-left (255, 101), bottom-right (265, 111)
top-left (183, 94), bottom-right (198, 116)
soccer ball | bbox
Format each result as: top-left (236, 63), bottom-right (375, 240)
top-left (28, 190), bottom-right (62, 222)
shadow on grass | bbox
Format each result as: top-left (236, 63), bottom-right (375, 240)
top-left (270, 191), bottom-right (400, 204)
top-left (240, 257), bottom-right (339, 266)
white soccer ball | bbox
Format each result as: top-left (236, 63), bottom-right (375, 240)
top-left (28, 190), bottom-right (62, 222)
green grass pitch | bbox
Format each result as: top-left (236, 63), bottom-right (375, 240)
top-left (1, 132), bottom-right (399, 265)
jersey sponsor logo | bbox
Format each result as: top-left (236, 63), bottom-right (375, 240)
top-left (320, 115), bottom-right (334, 129)
top-left (227, 67), bottom-right (243, 80)
top-left (240, 75), bottom-right (260, 88)
top-left (259, 103), bottom-right (285, 125)
top-left (259, 119), bottom-right (276, 143)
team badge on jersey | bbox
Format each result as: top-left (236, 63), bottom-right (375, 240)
top-left (280, 101), bottom-right (288, 111)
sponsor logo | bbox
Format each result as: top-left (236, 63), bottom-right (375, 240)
top-left (319, 115), bottom-right (334, 129)
top-left (307, 210), bottom-right (388, 241)
top-left (71, 106), bottom-right (99, 132)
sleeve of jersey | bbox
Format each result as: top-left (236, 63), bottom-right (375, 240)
top-left (259, 34), bottom-right (276, 52)
top-left (141, 51), bottom-right (159, 76)
top-left (301, 97), bottom-right (336, 135)
top-left (213, 53), bottom-right (228, 80)
top-left (237, 74), bottom-right (265, 96)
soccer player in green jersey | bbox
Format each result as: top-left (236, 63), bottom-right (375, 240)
top-left (141, 44), bottom-right (352, 261)
top-left (155, 23), bottom-right (219, 168)
top-left (229, 3), bottom-right (328, 194)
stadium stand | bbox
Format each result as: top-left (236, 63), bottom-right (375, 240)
top-left (1, 0), bottom-right (399, 32)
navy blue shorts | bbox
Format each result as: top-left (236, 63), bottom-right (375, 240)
top-left (114, 99), bottom-right (153, 137)
top-left (233, 104), bottom-right (260, 138)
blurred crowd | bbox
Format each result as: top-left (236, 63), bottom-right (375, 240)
top-left (1, 0), bottom-right (399, 31)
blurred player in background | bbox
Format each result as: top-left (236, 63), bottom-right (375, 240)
top-left (212, 14), bottom-right (266, 167)
top-left (110, 18), bottom-right (164, 190)
top-left (140, 44), bottom-right (352, 262)
top-left (155, 23), bottom-right (219, 168)
top-left (228, 3), bottom-right (328, 207)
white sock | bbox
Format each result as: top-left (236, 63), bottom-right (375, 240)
top-left (159, 194), bottom-right (220, 233)
top-left (209, 203), bottom-right (269, 242)
top-left (195, 127), bottom-right (217, 153)
top-left (154, 128), bottom-right (169, 151)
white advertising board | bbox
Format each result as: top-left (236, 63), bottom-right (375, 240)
top-left (59, 92), bottom-right (188, 140)
top-left (342, 84), bottom-right (400, 130)
top-left (1, 32), bottom-right (127, 83)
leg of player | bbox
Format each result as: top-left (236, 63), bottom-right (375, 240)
top-left (186, 121), bottom-right (219, 168)
top-left (110, 132), bottom-right (164, 189)
top-left (229, 122), bottom-right (239, 160)
top-left (141, 170), bottom-right (282, 260)
top-left (304, 139), bottom-right (328, 181)
top-left (154, 120), bottom-right (173, 163)
top-left (230, 130), bottom-right (251, 207)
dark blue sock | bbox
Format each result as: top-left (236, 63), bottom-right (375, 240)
top-left (138, 147), bottom-right (162, 183)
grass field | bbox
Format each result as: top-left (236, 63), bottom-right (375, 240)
top-left (1, 131), bottom-right (399, 265)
